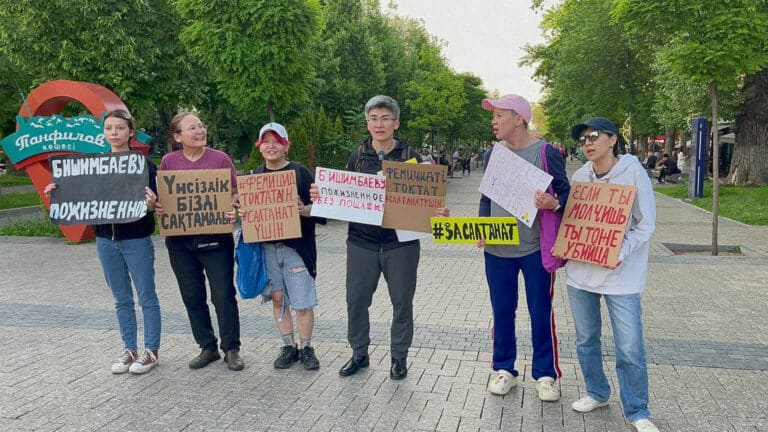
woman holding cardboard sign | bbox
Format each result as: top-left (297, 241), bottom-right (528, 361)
top-left (563, 117), bottom-right (658, 432)
top-left (249, 122), bottom-right (325, 371)
top-left (155, 111), bottom-right (244, 372)
top-left (44, 109), bottom-right (161, 375)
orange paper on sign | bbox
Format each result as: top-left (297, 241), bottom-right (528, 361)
top-left (237, 170), bottom-right (301, 242)
top-left (552, 182), bottom-right (637, 267)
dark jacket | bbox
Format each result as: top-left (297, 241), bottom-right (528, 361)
top-left (93, 158), bottom-right (157, 240)
top-left (346, 138), bottom-right (421, 251)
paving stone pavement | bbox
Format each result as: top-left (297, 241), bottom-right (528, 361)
top-left (1, 158), bottom-right (767, 432)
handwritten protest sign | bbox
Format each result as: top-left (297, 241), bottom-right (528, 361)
top-left (553, 181), bottom-right (637, 267)
top-left (479, 144), bottom-right (552, 227)
top-left (430, 217), bottom-right (519, 245)
top-left (48, 152), bottom-right (148, 225)
top-left (382, 161), bottom-right (447, 233)
top-left (310, 167), bottom-right (386, 225)
top-left (157, 169), bottom-right (233, 236)
top-left (237, 170), bottom-right (300, 242)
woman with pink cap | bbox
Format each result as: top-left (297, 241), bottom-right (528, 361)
top-left (478, 94), bottom-right (570, 401)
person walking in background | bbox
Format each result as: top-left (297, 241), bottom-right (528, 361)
top-left (564, 117), bottom-right (658, 432)
top-left (155, 111), bottom-right (244, 371)
top-left (252, 122), bottom-right (325, 371)
top-left (44, 109), bottom-right (161, 375)
top-left (479, 94), bottom-right (569, 401)
top-left (310, 95), bottom-right (449, 380)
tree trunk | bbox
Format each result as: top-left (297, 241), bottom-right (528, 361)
top-left (710, 81), bottom-right (720, 256)
top-left (728, 68), bottom-right (768, 186)
top-left (664, 127), bottom-right (675, 156)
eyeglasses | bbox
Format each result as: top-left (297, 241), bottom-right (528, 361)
top-left (182, 124), bottom-right (207, 133)
top-left (366, 116), bottom-right (395, 125)
top-left (578, 130), bottom-right (608, 146)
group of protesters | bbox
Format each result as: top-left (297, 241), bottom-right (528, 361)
top-left (45, 92), bottom-right (659, 432)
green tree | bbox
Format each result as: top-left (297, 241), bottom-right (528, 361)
top-left (176, 0), bottom-right (320, 121)
top-left (522, 0), bottom-right (656, 147)
top-left (617, 0), bottom-right (768, 253)
top-left (313, 0), bottom-right (385, 119)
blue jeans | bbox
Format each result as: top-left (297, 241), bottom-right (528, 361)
top-left (96, 236), bottom-right (161, 351)
top-left (567, 286), bottom-right (650, 422)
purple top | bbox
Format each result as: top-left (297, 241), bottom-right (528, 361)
top-left (160, 148), bottom-right (238, 190)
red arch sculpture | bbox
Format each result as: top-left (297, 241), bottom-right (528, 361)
top-left (15, 80), bottom-right (149, 243)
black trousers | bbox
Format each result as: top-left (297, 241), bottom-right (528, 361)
top-left (166, 235), bottom-right (241, 352)
top-left (345, 240), bottom-right (420, 359)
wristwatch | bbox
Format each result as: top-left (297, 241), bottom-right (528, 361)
top-left (553, 203), bottom-right (561, 212)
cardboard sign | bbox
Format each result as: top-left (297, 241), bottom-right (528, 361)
top-left (237, 171), bottom-right (301, 242)
top-left (553, 181), bottom-right (637, 267)
top-left (48, 152), bottom-right (149, 225)
top-left (479, 144), bottom-right (553, 227)
top-left (310, 167), bottom-right (386, 225)
top-left (382, 161), bottom-right (447, 233)
top-left (430, 217), bottom-right (519, 245)
top-left (156, 169), bottom-right (233, 236)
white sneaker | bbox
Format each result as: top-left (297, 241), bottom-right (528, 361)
top-left (111, 349), bottom-right (137, 374)
top-left (536, 377), bottom-right (560, 401)
top-left (631, 419), bottom-right (659, 432)
top-left (571, 396), bottom-right (609, 413)
top-left (129, 350), bottom-right (158, 374)
top-left (488, 370), bottom-right (516, 395)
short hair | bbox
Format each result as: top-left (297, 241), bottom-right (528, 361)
top-left (364, 95), bottom-right (400, 119)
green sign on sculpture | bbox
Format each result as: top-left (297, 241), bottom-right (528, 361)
top-left (0, 114), bottom-right (150, 165)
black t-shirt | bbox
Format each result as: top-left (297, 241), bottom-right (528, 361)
top-left (252, 161), bottom-right (325, 278)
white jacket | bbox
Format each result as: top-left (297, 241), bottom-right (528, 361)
top-left (565, 155), bottom-right (656, 295)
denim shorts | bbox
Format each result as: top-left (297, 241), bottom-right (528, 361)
top-left (262, 243), bottom-right (318, 311)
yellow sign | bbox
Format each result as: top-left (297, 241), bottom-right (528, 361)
top-left (430, 217), bottom-right (519, 245)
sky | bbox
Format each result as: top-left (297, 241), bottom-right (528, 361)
top-left (383, 0), bottom-right (552, 103)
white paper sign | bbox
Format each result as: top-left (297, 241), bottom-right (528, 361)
top-left (310, 167), bottom-right (386, 225)
top-left (478, 143), bottom-right (553, 227)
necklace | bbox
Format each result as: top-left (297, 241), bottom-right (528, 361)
top-left (183, 147), bottom-right (206, 161)
top-left (594, 156), bottom-right (619, 176)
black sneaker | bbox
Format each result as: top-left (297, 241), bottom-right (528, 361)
top-left (273, 345), bottom-right (300, 369)
top-left (300, 346), bottom-right (320, 370)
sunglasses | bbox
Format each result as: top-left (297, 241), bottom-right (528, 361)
top-left (578, 130), bottom-right (611, 145)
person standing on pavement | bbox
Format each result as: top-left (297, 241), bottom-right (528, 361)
top-left (155, 111), bottom-right (244, 371)
top-left (564, 117), bottom-right (658, 432)
top-left (252, 122), bottom-right (324, 371)
top-left (479, 94), bottom-right (569, 401)
top-left (44, 109), bottom-right (161, 375)
top-left (310, 95), bottom-right (449, 380)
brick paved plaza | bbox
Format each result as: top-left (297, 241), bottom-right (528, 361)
top-left (1, 159), bottom-right (767, 431)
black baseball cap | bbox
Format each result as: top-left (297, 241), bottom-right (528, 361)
top-left (571, 117), bottom-right (619, 140)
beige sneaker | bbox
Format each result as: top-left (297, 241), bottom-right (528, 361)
top-left (572, 396), bottom-right (608, 413)
top-left (488, 370), bottom-right (516, 395)
top-left (536, 377), bottom-right (560, 401)
top-left (631, 419), bottom-right (659, 432)
top-left (111, 350), bottom-right (137, 374)
top-left (129, 350), bottom-right (158, 374)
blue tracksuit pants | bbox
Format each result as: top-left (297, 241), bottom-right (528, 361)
top-left (484, 250), bottom-right (562, 380)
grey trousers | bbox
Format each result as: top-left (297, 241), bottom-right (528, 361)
top-left (345, 240), bottom-right (420, 359)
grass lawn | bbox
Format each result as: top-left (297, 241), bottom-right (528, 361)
top-left (656, 181), bottom-right (768, 226)
top-left (0, 192), bottom-right (42, 210)
top-left (0, 172), bottom-right (33, 187)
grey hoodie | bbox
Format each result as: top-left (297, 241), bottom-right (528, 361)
top-left (565, 155), bottom-right (656, 295)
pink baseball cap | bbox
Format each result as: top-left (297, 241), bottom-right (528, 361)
top-left (481, 94), bottom-right (532, 124)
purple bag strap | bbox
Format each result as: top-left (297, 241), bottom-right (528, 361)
top-left (541, 144), bottom-right (555, 195)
